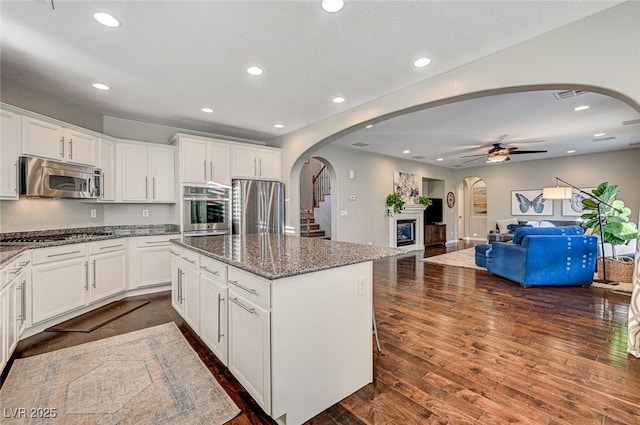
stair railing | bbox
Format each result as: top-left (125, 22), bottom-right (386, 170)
top-left (312, 165), bottom-right (329, 208)
top-left (300, 206), bottom-right (312, 237)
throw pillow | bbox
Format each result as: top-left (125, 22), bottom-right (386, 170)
top-left (496, 217), bottom-right (519, 234)
top-left (507, 223), bottom-right (532, 234)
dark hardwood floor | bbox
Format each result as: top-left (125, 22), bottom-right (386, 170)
top-left (6, 241), bottom-right (640, 424)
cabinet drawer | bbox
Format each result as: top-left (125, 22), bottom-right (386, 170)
top-left (200, 255), bottom-right (227, 283)
top-left (130, 235), bottom-right (174, 248)
top-left (90, 238), bottom-right (127, 254)
top-left (33, 243), bottom-right (89, 265)
top-left (181, 248), bottom-right (200, 269)
top-left (228, 267), bottom-right (270, 308)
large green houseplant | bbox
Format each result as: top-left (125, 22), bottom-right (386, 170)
top-left (386, 193), bottom-right (405, 216)
top-left (581, 182), bottom-right (638, 257)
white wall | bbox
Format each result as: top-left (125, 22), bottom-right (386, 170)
top-left (272, 2), bottom-right (640, 238)
top-left (0, 199), bottom-right (105, 232)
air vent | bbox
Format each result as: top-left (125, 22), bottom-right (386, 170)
top-left (553, 90), bottom-right (586, 100)
top-left (453, 165), bottom-right (463, 168)
top-left (352, 142), bottom-right (369, 147)
top-left (412, 155), bottom-right (426, 159)
top-left (592, 136), bottom-right (617, 142)
top-left (630, 142), bottom-right (640, 148)
top-left (623, 118), bottom-right (640, 126)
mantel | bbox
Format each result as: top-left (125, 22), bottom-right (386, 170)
top-left (388, 204), bottom-right (426, 251)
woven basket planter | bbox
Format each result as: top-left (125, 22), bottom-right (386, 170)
top-left (596, 256), bottom-right (635, 282)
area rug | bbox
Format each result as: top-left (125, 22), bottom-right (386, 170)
top-left (0, 322), bottom-right (240, 424)
top-left (421, 247), bottom-right (484, 271)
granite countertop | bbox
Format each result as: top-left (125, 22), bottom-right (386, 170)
top-left (172, 234), bottom-right (404, 280)
top-left (0, 224), bottom-right (180, 267)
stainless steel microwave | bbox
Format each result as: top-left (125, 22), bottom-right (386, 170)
top-left (19, 156), bottom-right (103, 199)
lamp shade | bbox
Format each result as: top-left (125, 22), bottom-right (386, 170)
top-left (542, 186), bottom-right (573, 199)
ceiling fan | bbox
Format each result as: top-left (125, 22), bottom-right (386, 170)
top-left (461, 136), bottom-right (547, 164)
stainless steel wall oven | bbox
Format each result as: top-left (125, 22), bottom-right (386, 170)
top-left (183, 185), bottom-right (231, 236)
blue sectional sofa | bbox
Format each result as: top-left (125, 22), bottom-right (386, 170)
top-left (485, 226), bottom-right (598, 287)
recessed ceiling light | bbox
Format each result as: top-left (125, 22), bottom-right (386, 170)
top-left (92, 83), bottom-right (110, 90)
top-left (321, 0), bottom-right (344, 13)
top-left (365, 124), bottom-right (373, 129)
top-left (414, 57), bottom-right (432, 68)
top-left (402, 150), bottom-right (411, 154)
top-left (593, 132), bottom-right (605, 137)
top-left (567, 150), bottom-right (576, 154)
top-left (93, 12), bottom-right (121, 28)
top-left (332, 96), bottom-right (345, 103)
top-left (274, 124), bottom-right (284, 129)
top-left (436, 158), bottom-right (444, 161)
top-left (247, 66), bottom-right (264, 76)
top-left (574, 105), bottom-right (589, 111)
top-left (201, 107), bottom-right (213, 113)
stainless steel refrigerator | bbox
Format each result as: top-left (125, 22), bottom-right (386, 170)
top-left (232, 179), bottom-right (285, 234)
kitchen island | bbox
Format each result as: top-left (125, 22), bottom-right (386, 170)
top-left (171, 234), bottom-right (401, 425)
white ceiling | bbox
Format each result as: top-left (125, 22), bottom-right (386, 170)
top-left (2, 0), bottom-right (638, 167)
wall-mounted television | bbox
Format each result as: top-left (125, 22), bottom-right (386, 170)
top-left (424, 198), bottom-right (443, 224)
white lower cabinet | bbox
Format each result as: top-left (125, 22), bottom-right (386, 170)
top-left (89, 240), bottom-right (127, 302)
top-left (199, 269), bottom-right (227, 365)
top-left (182, 262), bottom-right (200, 333)
top-left (129, 236), bottom-right (173, 290)
top-left (32, 245), bottom-right (89, 324)
top-left (0, 284), bottom-right (8, 373)
top-left (170, 249), bottom-right (184, 315)
top-left (228, 290), bottom-right (271, 414)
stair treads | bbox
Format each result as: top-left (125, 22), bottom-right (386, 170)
top-left (45, 300), bottom-right (150, 333)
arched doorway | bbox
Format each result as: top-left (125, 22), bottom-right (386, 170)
top-left (458, 177), bottom-right (488, 241)
top-left (299, 157), bottom-right (335, 240)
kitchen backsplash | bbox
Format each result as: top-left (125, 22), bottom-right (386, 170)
top-left (0, 200), bottom-right (178, 232)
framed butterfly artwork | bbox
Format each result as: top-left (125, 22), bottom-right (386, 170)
top-left (511, 189), bottom-right (553, 216)
top-left (562, 188), bottom-right (595, 216)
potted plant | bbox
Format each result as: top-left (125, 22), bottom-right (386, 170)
top-left (386, 193), bottom-right (405, 216)
top-left (418, 195), bottom-right (433, 207)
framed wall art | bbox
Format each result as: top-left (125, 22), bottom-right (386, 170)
top-left (511, 189), bottom-right (553, 216)
top-left (472, 185), bottom-right (487, 216)
top-left (562, 188), bottom-right (596, 216)
top-left (393, 171), bottom-right (419, 204)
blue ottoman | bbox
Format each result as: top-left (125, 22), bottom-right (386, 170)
top-left (475, 244), bottom-right (492, 268)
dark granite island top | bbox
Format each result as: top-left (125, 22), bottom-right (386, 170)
top-left (171, 234), bottom-right (403, 280)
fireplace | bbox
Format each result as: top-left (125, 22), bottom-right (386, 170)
top-left (396, 219), bottom-right (416, 247)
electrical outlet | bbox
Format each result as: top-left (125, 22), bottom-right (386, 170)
top-left (358, 276), bottom-right (366, 296)
top-left (142, 209), bottom-right (149, 217)
top-left (90, 208), bottom-right (96, 218)
top-left (340, 209), bottom-right (348, 217)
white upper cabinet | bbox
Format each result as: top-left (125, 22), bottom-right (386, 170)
top-left (231, 145), bottom-right (281, 181)
top-left (0, 109), bottom-right (20, 199)
top-left (99, 138), bottom-right (116, 202)
top-left (177, 136), bottom-right (231, 186)
top-left (64, 128), bottom-right (98, 166)
top-left (21, 116), bottom-right (98, 166)
top-left (21, 116), bottom-right (65, 160)
top-left (118, 141), bottom-right (175, 203)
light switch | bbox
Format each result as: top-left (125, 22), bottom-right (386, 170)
top-left (142, 209), bottom-right (149, 217)
top-left (339, 210), bottom-right (348, 217)
top-left (90, 208), bottom-right (96, 218)
top-left (349, 169), bottom-right (356, 180)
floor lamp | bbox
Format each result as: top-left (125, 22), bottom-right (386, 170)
top-left (542, 177), bottom-right (621, 284)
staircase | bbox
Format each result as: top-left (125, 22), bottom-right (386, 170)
top-left (300, 210), bottom-right (329, 239)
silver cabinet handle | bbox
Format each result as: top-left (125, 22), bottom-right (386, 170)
top-left (60, 137), bottom-right (64, 157)
top-left (8, 267), bottom-right (21, 276)
top-left (228, 280), bottom-right (257, 295)
top-left (259, 157), bottom-right (262, 176)
top-left (18, 260), bottom-right (30, 267)
top-left (253, 157), bottom-right (257, 176)
top-left (230, 297), bottom-right (256, 315)
top-left (14, 162), bottom-right (18, 193)
top-left (204, 159), bottom-right (207, 180)
top-left (99, 244), bottom-right (124, 250)
top-left (217, 293), bottom-right (224, 342)
top-left (182, 256), bottom-right (196, 264)
top-left (145, 240), bottom-right (170, 245)
top-left (210, 161), bottom-right (213, 181)
top-left (16, 283), bottom-right (23, 321)
top-left (84, 261), bottom-right (89, 290)
top-left (180, 269), bottom-right (185, 302)
top-left (69, 139), bottom-right (73, 159)
top-left (176, 267), bottom-right (182, 303)
top-left (22, 279), bottom-right (27, 324)
top-left (201, 266), bottom-right (219, 276)
top-left (145, 176), bottom-right (148, 199)
top-left (153, 177), bottom-right (156, 199)
top-left (92, 260), bottom-right (97, 288)
top-left (47, 250), bottom-right (81, 258)
top-left (170, 250), bottom-right (180, 256)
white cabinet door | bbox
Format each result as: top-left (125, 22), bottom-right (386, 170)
top-left (129, 238), bottom-right (172, 289)
top-left (228, 291), bottom-right (271, 414)
top-left (21, 116), bottom-right (65, 160)
top-left (207, 142), bottom-right (231, 185)
top-left (90, 250), bottom-right (127, 303)
top-left (32, 257), bottom-right (88, 324)
top-left (170, 253), bottom-right (184, 315)
top-left (0, 110), bottom-right (20, 199)
top-left (64, 128), bottom-right (98, 166)
top-left (5, 277), bottom-right (19, 357)
top-left (99, 139), bottom-right (116, 201)
top-left (149, 146), bottom-right (175, 202)
top-left (119, 144), bottom-right (149, 201)
top-left (180, 138), bottom-right (207, 184)
top-left (257, 148), bottom-right (281, 181)
top-left (15, 268), bottom-right (27, 339)
top-left (182, 264), bottom-right (200, 333)
top-left (199, 273), bottom-right (227, 365)
top-left (0, 286), bottom-right (7, 373)
top-left (231, 145), bottom-right (259, 179)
